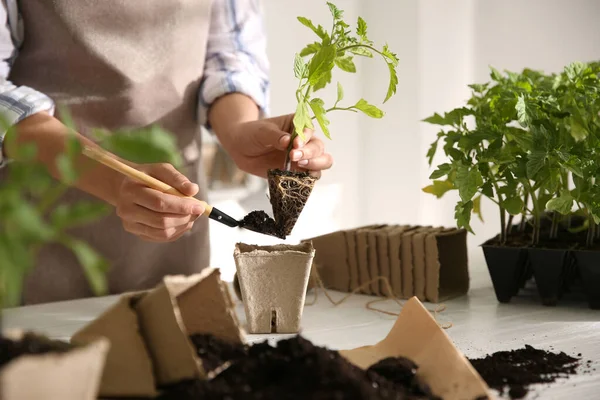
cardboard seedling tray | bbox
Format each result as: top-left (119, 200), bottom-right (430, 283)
top-left (304, 224), bottom-right (469, 303)
top-left (0, 331), bottom-right (109, 400)
top-left (70, 267), bottom-right (243, 398)
top-left (234, 242), bottom-right (315, 334)
top-left (340, 297), bottom-right (493, 400)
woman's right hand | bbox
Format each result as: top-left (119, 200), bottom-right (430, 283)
top-left (115, 163), bottom-right (205, 242)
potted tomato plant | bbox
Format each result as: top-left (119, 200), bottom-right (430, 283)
top-left (423, 61), bottom-right (600, 309)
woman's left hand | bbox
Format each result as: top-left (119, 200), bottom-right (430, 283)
top-left (220, 114), bottom-right (333, 179)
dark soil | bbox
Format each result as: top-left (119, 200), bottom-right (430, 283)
top-left (189, 334), bottom-right (248, 372)
top-left (0, 332), bottom-right (73, 369)
top-left (239, 210), bottom-right (285, 239)
top-left (267, 168), bottom-right (316, 237)
top-left (156, 335), bottom-right (441, 400)
top-left (468, 345), bottom-right (582, 399)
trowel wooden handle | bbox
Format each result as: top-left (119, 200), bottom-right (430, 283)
top-left (82, 146), bottom-right (213, 215)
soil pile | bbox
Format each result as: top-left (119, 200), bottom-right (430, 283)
top-left (0, 332), bottom-right (73, 369)
top-left (157, 334), bottom-right (441, 400)
top-left (468, 345), bottom-right (586, 399)
top-left (238, 210), bottom-right (285, 239)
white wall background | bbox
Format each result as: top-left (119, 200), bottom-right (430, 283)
top-left (210, 0), bottom-right (600, 283)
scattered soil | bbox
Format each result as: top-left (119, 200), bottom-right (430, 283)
top-left (0, 332), bottom-right (73, 369)
top-left (468, 345), bottom-right (583, 399)
top-left (239, 210), bottom-right (285, 239)
top-left (267, 169), bottom-right (316, 237)
top-left (157, 335), bottom-right (441, 400)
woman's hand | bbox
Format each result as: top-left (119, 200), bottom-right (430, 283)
top-left (115, 163), bottom-right (205, 242)
top-left (221, 113), bottom-right (334, 179)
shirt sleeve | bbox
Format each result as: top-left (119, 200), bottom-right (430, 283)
top-left (0, 0), bottom-right (55, 168)
top-left (199, 0), bottom-right (270, 128)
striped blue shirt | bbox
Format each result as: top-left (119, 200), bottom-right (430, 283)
top-left (0, 0), bottom-right (270, 168)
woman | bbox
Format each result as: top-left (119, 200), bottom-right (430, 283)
top-left (0, 0), bottom-right (333, 305)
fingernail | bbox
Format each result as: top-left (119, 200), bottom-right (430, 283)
top-left (292, 150), bottom-right (303, 161)
top-left (298, 160), bottom-right (308, 166)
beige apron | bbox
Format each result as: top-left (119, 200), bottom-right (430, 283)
top-left (6, 0), bottom-right (213, 305)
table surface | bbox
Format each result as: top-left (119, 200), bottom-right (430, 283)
top-left (2, 269), bottom-right (599, 400)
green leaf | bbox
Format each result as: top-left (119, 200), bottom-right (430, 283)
top-left (292, 101), bottom-right (314, 140)
top-left (101, 125), bottom-right (182, 167)
top-left (336, 82), bottom-right (344, 105)
top-left (384, 62), bottom-right (399, 103)
top-left (11, 203), bottom-right (55, 241)
top-left (527, 151), bottom-right (546, 178)
top-left (308, 45), bottom-right (336, 86)
top-left (297, 17), bottom-right (328, 40)
top-left (516, 95), bottom-right (531, 127)
top-left (294, 53), bottom-right (306, 79)
top-left (481, 181), bottom-right (494, 198)
top-left (473, 195), bottom-right (484, 222)
top-left (422, 113), bottom-right (448, 125)
top-left (565, 62), bottom-right (585, 81)
top-left (455, 165), bottom-right (483, 202)
top-left (56, 154), bottom-right (77, 185)
top-left (51, 202), bottom-right (111, 231)
top-left (490, 66), bottom-right (503, 81)
top-left (309, 98), bottom-right (331, 139)
top-left (426, 138), bottom-right (439, 166)
top-left (312, 70), bottom-right (332, 91)
top-left (300, 42), bottom-right (321, 57)
top-left (429, 163), bottom-right (452, 179)
top-left (326, 2), bottom-right (343, 19)
top-left (357, 17), bottom-right (368, 41)
top-left (546, 192), bottom-right (574, 215)
top-left (353, 99), bottom-right (384, 118)
top-left (63, 238), bottom-right (108, 295)
top-left (504, 197), bottom-right (524, 215)
top-left (570, 118), bottom-right (589, 142)
top-left (455, 201), bottom-right (474, 233)
top-left (335, 56), bottom-right (356, 73)
top-left (422, 180), bottom-right (454, 198)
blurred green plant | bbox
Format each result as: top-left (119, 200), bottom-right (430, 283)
top-left (0, 108), bottom-right (182, 307)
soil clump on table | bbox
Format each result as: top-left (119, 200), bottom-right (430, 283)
top-left (0, 332), bottom-right (73, 369)
top-left (468, 344), bottom-right (586, 399)
top-left (156, 334), bottom-right (441, 400)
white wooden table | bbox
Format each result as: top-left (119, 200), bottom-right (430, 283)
top-left (2, 269), bottom-right (599, 400)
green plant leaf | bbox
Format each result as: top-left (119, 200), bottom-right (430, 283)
top-left (481, 181), bottom-right (494, 198)
top-left (565, 62), bottom-right (585, 81)
top-left (11, 203), bottom-right (55, 241)
top-left (504, 196), bottom-right (524, 215)
top-left (51, 202), bottom-right (111, 231)
top-left (516, 95), bottom-right (531, 127)
top-left (313, 70), bottom-right (332, 91)
top-left (429, 163), bottom-right (452, 179)
top-left (327, 2), bottom-right (343, 19)
top-left (456, 165), bottom-right (483, 202)
top-left (336, 82), bottom-right (344, 105)
top-left (300, 42), bottom-right (321, 57)
top-left (353, 99), bottom-right (384, 118)
top-left (490, 66), bottom-right (503, 81)
top-left (101, 125), bottom-right (182, 167)
top-left (62, 237), bottom-right (108, 295)
top-left (546, 192), bottom-right (574, 215)
top-left (308, 45), bottom-right (336, 86)
top-left (526, 151), bottom-right (546, 178)
top-left (56, 153), bottom-right (78, 185)
top-left (309, 98), bottom-right (331, 139)
top-left (570, 118), bottom-right (589, 142)
top-left (385, 61), bottom-right (398, 103)
top-left (422, 180), bottom-right (454, 198)
top-left (335, 56), bottom-right (356, 73)
top-left (455, 200), bottom-right (474, 233)
top-left (297, 17), bottom-right (328, 40)
top-left (294, 53), bottom-right (306, 79)
top-left (473, 195), bottom-right (484, 222)
top-left (293, 100), bottom-right (313, 140)
top-left (357, 17), bottom-right (368, 41)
